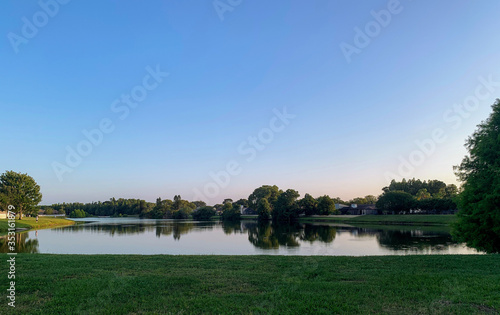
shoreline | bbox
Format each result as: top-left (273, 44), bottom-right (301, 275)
top-left (241, 214), bottom-right (457, 226)
top-left (0, 217), bottom-right (75, 236)
top-left (1, 215), bottom-right (455, 236)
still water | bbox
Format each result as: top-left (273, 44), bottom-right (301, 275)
top-left (1, 218), bottom-right (482, 255)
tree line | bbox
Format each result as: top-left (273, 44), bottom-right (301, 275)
top-left (2, 100), bottom-right (499, 252)
top-left (2, 173), bottom-right (459, 221)
top-left (377, 179), bottom-right (459, 214)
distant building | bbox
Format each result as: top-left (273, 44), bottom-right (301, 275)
top-left (335, 204), bottom-right (348, 210)
top-left (359, 205), bottom-right (379, 215)
top-left (340, 204), bottom-right (379, 215)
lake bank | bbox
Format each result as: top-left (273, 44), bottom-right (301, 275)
top-left (299, 214), bottom-right (457, 226)
top-left (8, 254), bottom-right (500, 314)
top-left (3, 218), bottom-right (477, 255)
top-left (239, 214), bottom-right (457, 226)
top-left (0, 217), bottom-right (75, 236)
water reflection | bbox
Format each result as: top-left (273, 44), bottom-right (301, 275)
top-left (246, 222), bottom-right (334, 249)
top-left (0, 219), bottom-right (482, 255)
top-left (376, 229), bottom-right (454, 251)
top-left (155, 222), bottom-right (199, 240)
top-left (0, 232), bottom-right (39, 253)
top-left (57, 220), bottom-right (213, 240)
top-left (222, 221), bottom-right (245, 235)
top-left (328, 225), bottom-right (463, 253)
top-left (302, 224), bottom-right (337, 243)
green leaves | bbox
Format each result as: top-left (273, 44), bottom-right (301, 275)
top-left (376, 191), bottom-right (414, 214)
top-left (192, 206), bottom-right (216, 221)
top-left (299, 194), bottom-right (318, 216)
top-left (69, 209), bottom-right (87, 218)
top-left (221, 202), bottom-right (241, 221)
top-left (317, 196), bottom-right (336, 215)
top-left (454, 99), bottom-right (500, 253)
top-left (248, 185), bottom-right (282, 209)
top-left (272, 189), bottom-right (300, 222)
top-left (0, 170), bottom-right (42, 218)
top-left (256, 198), bottom-right (271, 221)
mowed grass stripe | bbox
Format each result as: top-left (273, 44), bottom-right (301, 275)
top-left (3, 254), bottom-right (499, 314)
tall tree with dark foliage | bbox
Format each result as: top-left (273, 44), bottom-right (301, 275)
top-left (453, 99), bottom-right (500, 253)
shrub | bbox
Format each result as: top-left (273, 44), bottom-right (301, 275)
top-left (221, 203), bottom-right (241, 221)
top-left (192, 206), bottom-right (216, 221)
top-left (172, 207), bottom-right (192, 220)
top-left (69, 209), bottom-right (87, 218)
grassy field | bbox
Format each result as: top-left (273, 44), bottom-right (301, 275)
top-left (299, 215), bottom-right (457, 226)
top-left (3, 254), bottom-right (499, 314)
top-left (0, 217), bottom-right (75, 235)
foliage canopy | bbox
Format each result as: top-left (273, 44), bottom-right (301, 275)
top-left (453, 99), bottom-right (500, 253)
top-left (0, 171), bottom-right (42, 219)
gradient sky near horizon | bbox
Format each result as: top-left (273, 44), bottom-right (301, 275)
top-left (1, 0), bottom-right (500, 205)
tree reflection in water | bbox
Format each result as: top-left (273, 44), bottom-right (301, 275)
top-left (302, 224), bottom-right (337, 243)
top-left (0, 232), bottom-right (39, 253)
top-left (222, 221), bottom-right (244, 235)
top-left (376, 229), bottom-right (455, 252)
top-left (333, 226), bottom-right (460, 252)
top-left (3, 219), bottom-right (469, 254)
top-left (247, 222), bottom-right (337, 249)
top-left (55, 221), bottom-right (216, 241)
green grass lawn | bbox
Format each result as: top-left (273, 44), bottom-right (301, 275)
top-left (300, 215), bottom-right (457, 226)
top-left (0, 217), bottom-right (75, 235)
top-left (3, 254), bottom-right (499, 314)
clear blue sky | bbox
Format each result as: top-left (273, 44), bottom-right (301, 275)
top-left (1, 0), bottom-right (499, 205)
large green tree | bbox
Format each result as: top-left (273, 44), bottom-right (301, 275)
top-left (172, 207), bottom-right (193, 220)
top-left (376, 191), bottom-right (414, 214)
top-left (299, 193), bottom-right (318, 216)
top-left (234, 198), bottom-right (249, 208)
top-left (192, 201), bottom-right (207, 208)
top-left (149, 197), bottom-right (173, 219)
top-left (364, 195), bottom-right (378, 204)
top-left (272, 189), bottom-right (300, 222)
top-left (453, 99), bottom-right (500, 253)
top-left (317, 195), bottom-right (336, 215)
top-left (349, 195), bottom-right (381, 205)
top-left (444, 184), bottom-right (459, 199)
top-left (192, 206), bottom-right (216, 221)
top-left (248, 185), bottom-right (282, 209)
top-left (416, 188), bottom-right (431, 200)
top-left (221, 202), bottom-right (241, 221)
top-left (383, 178), bottom-right (449, 197)
top-left (0, 171), bottom-right (42, 219)
top-left (415, 198), bottom-right (457, 213)
top-left (256, 198), bottom-right (272, 221)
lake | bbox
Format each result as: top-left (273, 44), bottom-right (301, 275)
top-left (0, 218), bottom-right (482, 255)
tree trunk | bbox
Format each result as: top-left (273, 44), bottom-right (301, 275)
top-left (18, 205), bottom-right (23, 220)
